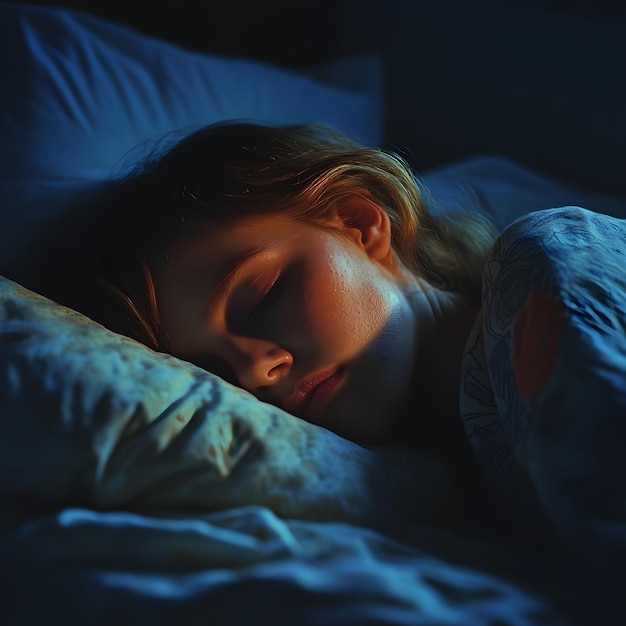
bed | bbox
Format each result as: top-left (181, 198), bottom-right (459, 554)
top-left (1, 2), bottom-right (626, 624)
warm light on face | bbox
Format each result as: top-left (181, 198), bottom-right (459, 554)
top-left (155, 215), bottom-right (419, 444)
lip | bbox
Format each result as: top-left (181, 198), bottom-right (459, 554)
top-left (284, 366), bottom-right (345, 422)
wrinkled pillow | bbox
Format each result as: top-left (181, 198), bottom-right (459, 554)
top-left (0, 275), bottom-right (456, 529)
top-left (0, 1), bottom-right (382, 271)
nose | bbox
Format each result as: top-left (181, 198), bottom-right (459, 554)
top-left (229, 336), bottom-right (293, 393)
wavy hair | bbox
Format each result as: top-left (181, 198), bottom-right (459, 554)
top-left (39, 121), bottom-right (497, 351)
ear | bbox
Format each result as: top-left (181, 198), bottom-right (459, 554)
top-left (330, 191), bottom-right (393, 263)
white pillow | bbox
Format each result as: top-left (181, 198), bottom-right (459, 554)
top-left (0, 274), bottom-right (456, 527)
top-left (0, 2), bottom-right (382, 272)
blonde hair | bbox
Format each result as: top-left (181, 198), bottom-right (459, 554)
top-left (42, 122), bottom-right (497, 351)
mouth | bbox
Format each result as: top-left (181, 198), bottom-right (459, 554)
top-left (284, 366), bottom-right (345, 422)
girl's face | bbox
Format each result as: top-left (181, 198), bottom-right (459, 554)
top-left (155, 213), bottom-right (419, 444)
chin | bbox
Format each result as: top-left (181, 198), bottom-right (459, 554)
top-left (321, 373), bottom-right (411, 445)
top-left (329, 406), bottom-right (405, 446)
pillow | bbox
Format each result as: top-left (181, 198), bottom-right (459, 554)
top-left (420, 155), bottom-right (626, 230)
top-left (0, 1), bottom-right (382, 272)
top-left (0, 274), bottom-right (457, 528)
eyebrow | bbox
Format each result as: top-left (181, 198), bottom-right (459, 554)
top-left (204, 247), bottom-right (265, 320)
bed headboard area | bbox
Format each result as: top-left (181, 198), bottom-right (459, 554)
top-left (20, 0), bottom-right (626, 198)
top-left (18, 0), bottom-right (350, 68)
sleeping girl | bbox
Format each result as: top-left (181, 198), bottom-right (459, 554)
top-left (33, 121), bottom-right (497, 450)
top-left (33, 120), bottom-right (626, 525)
top-left (26, 121), bottom-right (626, 621)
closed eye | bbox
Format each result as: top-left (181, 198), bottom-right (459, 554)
top-left (249, 274), bottom-right (283, 318)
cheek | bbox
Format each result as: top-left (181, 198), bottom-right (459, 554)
top-left (325, 299), bottom-right (417, 442)
top-left (299, 248), bottom-right (394, 357)
top-left (157, 269), bottom-right (218, 357)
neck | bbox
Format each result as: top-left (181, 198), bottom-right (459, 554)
top-left (403, 280), bottom-right (478, 446)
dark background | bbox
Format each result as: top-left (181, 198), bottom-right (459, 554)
top-left (18, 0), bottom-right (626, 196)
top-left (20, 0), bottom-right (626, 66)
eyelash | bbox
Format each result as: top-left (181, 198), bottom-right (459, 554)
top-left (249, 274), bottom-right (282, 318)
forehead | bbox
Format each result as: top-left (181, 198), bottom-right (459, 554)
top-left (166, 214), bottom-right (299, 269)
